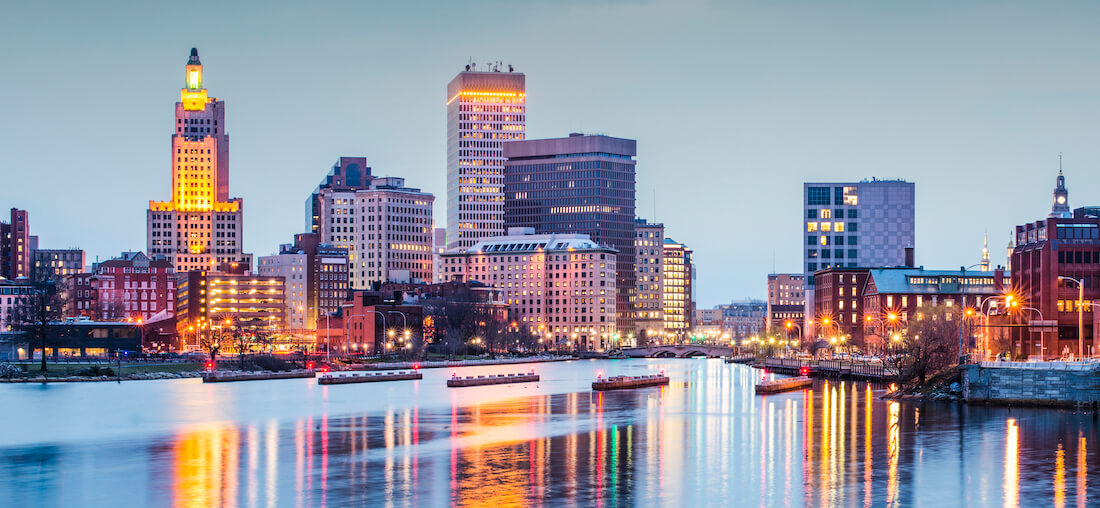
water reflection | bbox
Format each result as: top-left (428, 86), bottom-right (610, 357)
top-left (0, 361), bottom-right (1097, 507)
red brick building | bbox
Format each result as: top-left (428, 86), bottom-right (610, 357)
top-left (813, 268), bottom-right (871, 347)
top-left (65, 252), bottom-right (176, 320)
top-left (340, 290), bottom-right (423, 356)
top-left (1012, 208), bottom-right (1100, 358)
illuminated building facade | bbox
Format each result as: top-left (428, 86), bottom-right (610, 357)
top-left (316, 177), bottom-right (434, 288)
top-left (662, 238), bottom-right (693, 336)
top-left (634, 219), bottom-right (664, 343)
top-left (446, 66), bottom-right (526, 250)
top-left (258, 233), bottom-right (349, 331)
top-left (0, 279), bottom-right (33, 332)
top-left (147, 48), bottom-right (250, 273)
top-left (1, 208), bottom-right (34, 280)
top-left (503, 133), bottom-right (637, 332)
top-left (440, 229), bottom-right (618, 351)
top-left (176, 265), bottom-right (286, 349)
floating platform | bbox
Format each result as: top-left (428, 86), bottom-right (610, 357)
top-left (755, 376), bottom-right (813, 394)
top-left (724, 355), bottom-right (754, 364)
top-left (592, 374), bottom-right (669, 391)
top-left (201, 370), bottom-right (316, 383)
top-left (318, 370), bottom-right (422, 385)
top-left (447, 373), bottom-right (540, 387)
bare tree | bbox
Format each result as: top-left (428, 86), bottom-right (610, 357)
top-left (898, 303), bottom-right (960, 387)
top-left (8, 273), bottom-right (65, 372)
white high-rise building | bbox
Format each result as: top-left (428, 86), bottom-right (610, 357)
top-left (318, 177), bottom-right (434, 288)
top-left (445, 65), bottom-right (525, 250)
top-left (802, 179), bottom-right (915, 337)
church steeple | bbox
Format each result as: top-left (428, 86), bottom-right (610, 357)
top-left (1051, 154), bottom-right (1070, 218)
top-left (980, 232), bottom-right (990, 271)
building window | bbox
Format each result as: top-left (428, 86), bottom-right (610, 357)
top-left (808, 187), bottom-right (830, 205)
top-left (807, 209), bottom-right (818, 219)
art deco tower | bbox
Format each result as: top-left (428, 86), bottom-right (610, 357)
top-left (147, 48), bottom-right (250, 272)
top-left (445, 63), bottom-right (525, 249)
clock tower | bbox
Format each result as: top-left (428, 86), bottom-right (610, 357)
top-left (1051, 169), bottom-right (1070, 218)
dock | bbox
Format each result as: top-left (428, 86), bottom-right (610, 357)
top-left (592, 374), bottom-right (669, 391)
top-left (201, 370), bottom-right (316, 383)
top-left (447, 372), bottom-right (540, 387)
top-left (724, 354), bottom-right (755, 364)
top-left (755, 376), bottom-right (813, 394)
top-left (318, 370), bottom-right (422, 385)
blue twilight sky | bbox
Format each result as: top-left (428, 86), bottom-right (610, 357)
top-left (2, 0), bottom-right (1100, 307)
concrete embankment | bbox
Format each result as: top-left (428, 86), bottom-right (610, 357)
top-left (349, 356), bottom-right (573, 371)
top-left (963, 360), bottom-right (1100, 407)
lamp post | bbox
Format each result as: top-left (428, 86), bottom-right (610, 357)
top-left (784, 321), bottom-right (802, 354)
top-left (1012, 303), bottom-right (1045, 360)
top-left (1057, 276), bottom-right (1085, 359)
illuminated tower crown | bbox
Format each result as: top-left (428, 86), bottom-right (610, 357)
top-left (181, 48), bottom-right (208, 110)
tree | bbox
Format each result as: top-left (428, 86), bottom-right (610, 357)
top-left (8, 273), bottom-right (65, 372)
top-left (898, 303), bottom-right (960, 387)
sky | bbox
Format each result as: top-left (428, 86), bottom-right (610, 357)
top-left (3, 0), bottom-right (1100, 308)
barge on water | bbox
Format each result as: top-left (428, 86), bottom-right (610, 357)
top-left (201, 370), bottom-right (316, 383)
top-left (447, 372), bottom-right (540, 387)
top-left (318, 370), bottom-right (422, 385)
top-left (755, 376), bottom-right (813, 394)
top-left (592, 374), bottom-right (670, 391)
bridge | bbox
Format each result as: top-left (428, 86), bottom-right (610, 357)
top-left (622, 344), bottom-right (735, 358)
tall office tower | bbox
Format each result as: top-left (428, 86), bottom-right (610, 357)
top-left (802, 179), bottom-right (915, 338)
top-left (148, 48), bottom-right (250, 273)
top-left (306, 157), bottom-right (374, 235)
top-left (446, 64), bottom-right (525, 250)
top-left (634, 219), bottom-right (665, 343)
top-left (662, 238), bottom-right (693, 337)
top-left (316, 177), bottom-right (434, 288)
top-left (504, 133), bottom-right (637, 333)
top-left (1, 209), bottom-right (32, 279)
top-left (259, 233), bottom-right (349, 331)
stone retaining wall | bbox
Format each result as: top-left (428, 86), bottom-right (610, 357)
top-left (963, 361), bottom-right (1100, 406)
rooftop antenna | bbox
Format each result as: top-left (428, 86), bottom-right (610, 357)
top-left (1059, 151), bottom-right (1063, 171)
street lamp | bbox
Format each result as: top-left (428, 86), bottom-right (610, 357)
top-left (784, 321), bottom-right (803, 353)
top-left (1058, 276), bottom-right (1085, 359)
top-left (1012, 303), bottom-right (1046, 360)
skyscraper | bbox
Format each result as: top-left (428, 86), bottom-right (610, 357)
top-left (634, 218), bottom-right (665, 343)
top-left (662, 238), bottom-right (693, 337)
top-left (802, 179), bottom-right (915, 338)
top-left (503, 133), bottom-right (638, 333)
top-left (147, 48), bottom-right (250, 273)
top-left (445, 65), bottom-right (525, 250)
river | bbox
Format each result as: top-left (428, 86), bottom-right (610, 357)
top-left (0, 359), bottom-right (1095, 507)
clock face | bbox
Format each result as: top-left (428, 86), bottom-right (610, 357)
top-left (1058, 196), bottom-right (1066, 204)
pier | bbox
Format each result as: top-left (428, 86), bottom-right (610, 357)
top-left (447, 372), bottom-right (540, 387)
top-left (592, 374), bottom-right (670, 391)
top-left (318, 370), bottom-right (422, 385)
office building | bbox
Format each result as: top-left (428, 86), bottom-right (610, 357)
top-left (1011, 172), bottom-right (1100, 358)
top-left (766, 273), bottom-right (805, 335)
top-left (176, 264), bottom-right (286, 349)
top-left (316, 176), bottom-right (434, 288)
top-left (439, 229), bottom-right (618, 351)
top-left (504, 133), bottom-right (637, 332)
top-left (258, 233), bottom-right (349, 331)
top-left (78, 252), bottom-right (176, 321)
top-left (446, 65), bottom-right (526, 250)
top-left (634, 219), bottom-right (664, 342)
top-left (719, 299), bottom-right (767, 339)
top-left (1, 209), bottom-right (34, 280)
top-left (33, 249), bottom-right (85, 281)
top-left (663, 238), bottom-right (693, 336)
top-left (305, 157), bottom-right (374, 235)
top-left (803, 179), bottom-right (915, 338)
top-left (147, 48), bottom-right (251, 273)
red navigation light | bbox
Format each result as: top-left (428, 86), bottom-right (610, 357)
top-left (597, 370), bottom-right (603, 379)
top-left (321, 365), bottom-right (330, 373)
top-left (412, 363), bottom-right (420, 370)
top-left (452, 370), bottom-right (457, 378)
top-left (205, 361), bottom-right (214, 371)
top-left (306, 361), bottom-right (315, 370)
top-left (800, 366), bottom-right (810, 377)
top-left (660, 369), bottom-right (665, 376)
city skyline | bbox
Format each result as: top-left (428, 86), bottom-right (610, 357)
top-left (5, 1), bottom-right (1100, 307)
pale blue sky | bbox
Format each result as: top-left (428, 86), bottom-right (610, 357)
top-left (2, 0), bottom-right (1100, 307)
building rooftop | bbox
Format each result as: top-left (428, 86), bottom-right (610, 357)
top-left (444, 231), bottom-right (616, 256)
top-left (866, 267), bottom-right (1002, 295)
